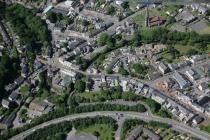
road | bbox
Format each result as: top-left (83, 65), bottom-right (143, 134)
top-left (149, 59), bottom-right (210, 87)
top-left (9, 111), bottom-right (210, 140)
top-left (148, 59), bottom-right (210, 118)
top-left (80, 9), bottom-right (118, 23)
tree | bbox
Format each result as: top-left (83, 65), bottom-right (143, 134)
top-left (119, 66), bottom-right (129, 75)
top-left (106, 36), bottom-right (116, 48)
top-left (131, 63), bottom-right (148, 75)
top-left (166, 16), bottom-right (175, 25)
top-left (98, 33), bottom-right (109, 46)
top-left (47, 11), bottom-right (57, 23)
top-left (3, 4), bottom-right (51, 64)
top-left (186, 48), bottom-right (199, 56)
top-left (82, 20), bottom-right (89, 26)
top-left (0, 54), bottom-right (19, 99)
top-left (106, 68), bottom-right (113, 74)
top-left (106, 5), bottom-right (115, 15)
top-left (146, 99), bottom-right (161, 113)
top-left (53, 133), bottom-right (66, 140)
top-left (65, 82), bottom-right (74, 94)
top-left (74, 80), bottom-right (86, 93)
top-left (93, 131), bottom-right (100, 140)
top-left (67, 96), bottom-right (78, 107)
top-left (131, 32), bottom-right (141, 47)
top-left (121, 1), bottom-right (129, 9)
top-left (167, 45), bottom-right (180, 59)
top-left (75, 56), bottom-right (83, 64)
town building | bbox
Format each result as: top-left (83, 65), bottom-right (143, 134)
top-left (151, 91), bottom-right (167, 105)
top-left (1, 99), bottom-right (12, 109)
top-left (158, 62), bottom-right (170, 74)
top-left (172, 72), bottom-right (191, 89)
top-left (148, 16), bottom-right (165, 27)
top-left (185, 69), bottom-right (200, 82)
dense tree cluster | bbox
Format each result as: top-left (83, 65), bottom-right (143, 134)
top-left (132, 28), bottom-right (210, 51)
top-left (1, 103), bottom-right (145, 139)
top-left (74, 80), bottom-right (86, 93)
top-left (75, 56), bottom-right (90, 70)
top-left (74, 87), bottom-right (145, 103)
top-left (200, 125), bottom-right (210, 134)
top-left (2, 4), bottom-right (51, 60)
top-left (118, 66), bottom-right (129, 75)
top-left (106, 5), bottom-right (115, 15)
top-left (145, 99), bottom-right (172, 118)
top-left (46, 11), bottom-right (73, 25)
top-left (130, 63), bottom-right (149, 79)
top-left (121, 119), bottom-right (145, 139)
top-left (97, 33), bottom-right (116, 48)
top-left (145, 99), bottom-right (161, 113)
top-left (0, 55), bottom-right (19, 99)
top-left (0, 2), bottom-right (5, 19)
top-left (0, 3), bottom-right (20, 99)
top-left (25, 116), bottom-right (117, 140)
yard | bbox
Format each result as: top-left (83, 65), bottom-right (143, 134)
top-left (161, 51), bottom-right (181, 63)
top-left (133, 8), bottom-right (170, 28)
top-left (174, 44), bottom-right (197, 54)
top-left (133, 8), bottom-right (161, 27)
top-left (160, 44), bottom-right (199, 63)
top-left (77, 123), bottom-right (114, 140)
top-left (170, 23), bottom-right (187, 32)
top-left (75, 91), bottom-right (102, 102)
top-left (133, 11), bottom-right (145, 27)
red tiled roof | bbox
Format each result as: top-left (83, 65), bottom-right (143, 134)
top-left (148, 16), bottom-right (164, 27)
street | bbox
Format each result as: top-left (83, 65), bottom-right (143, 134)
top-left (9, 111), bottom-right (210, 140)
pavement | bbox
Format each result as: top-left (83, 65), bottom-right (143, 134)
top-left (67, 132), bottom-right (97, 140)
top-left (80, 9), bottom-right (118, 23)
top-left (9, 111), bottom-right (210, 140)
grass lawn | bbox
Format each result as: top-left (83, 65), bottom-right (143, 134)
top-left (161, 51), bottom-right (180, 63)
top-left (133, 9), bottom-right (161, 27)
top-left (174, 44), bottom-right (196, 54)
top-left (76, 91), bottom-right (103, 102)
top-left (160, 128), bottom-right (175, 140)
top-left (199, 26), bottom-right (210, 34)
top-left (161, 44), bottom-right (199, 63)
top-left (170, 23), bottom-right (187, 32)
top-left (133, 11), bottom-right (146, 27)
top-left (77, 124), bottom-right (114, 140)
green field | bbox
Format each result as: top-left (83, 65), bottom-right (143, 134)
top-left (160, 44), bottom-right (198, 63)
top-left (76, 91), bottom-right (103, 102)
top-left (199, 26), bottom-right (210, 35)
top-left (161, 51), bottom-right (180, 63)
top-left (77, 124), bottom-right (114, 140)
top-left (174, 44), bottom-right (196, 54)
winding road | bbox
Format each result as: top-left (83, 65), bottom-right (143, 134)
top-left (9, 111), bottom-right (210, 140)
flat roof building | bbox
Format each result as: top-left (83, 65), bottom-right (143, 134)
top-left (172, 72), bottom-right (191, 89)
